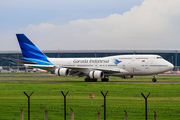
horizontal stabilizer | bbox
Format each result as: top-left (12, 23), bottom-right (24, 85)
top-left (4, 58), bottom-right (37, 64)
top-left (10, 60), bottom-right (18, 65)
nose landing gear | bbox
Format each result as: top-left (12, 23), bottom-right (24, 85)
top-left (152, 75), bottom-right (158, 82)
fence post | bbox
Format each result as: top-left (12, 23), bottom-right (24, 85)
top-left (101, 91), bottom-right (108, 120)
top-left (20, 107), bottom-right (24, 120)
top-left (44, 108), bottom-right (48, 120)
top-left (24, 91), bottom-right (34, 120)
top-left (70, 108), bottom-right (74, 120)
top-left (97, 112), bottom-right (101, 120)
top-left (141, 93), bottom-right (150, 120)
top-left (154, 111), bottom-right (157, 120)
top-left (124, 110), bottom-right (128, 120)
top-left (61, 91), bottom-right (69, 120)
top-left (97, 108), bottom-right (101, 120)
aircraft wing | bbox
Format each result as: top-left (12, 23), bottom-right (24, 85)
top-left (65, 66), bottom-right (129, 77)
top-left (24, 64), bottom-right (56, 71)
top-left (95, 68), bottom-right (128, 73)
top-left (23, 64), bottom-right (129, 76)
top-left (61, 66), bottom-right (128, 74)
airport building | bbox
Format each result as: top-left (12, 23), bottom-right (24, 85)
top-left (0, 50), bottom-right (179, 72)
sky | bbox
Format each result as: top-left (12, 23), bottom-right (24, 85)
top-left (0, 0), bottom-right (180, 51)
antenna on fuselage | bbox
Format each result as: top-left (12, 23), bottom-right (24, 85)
top-left (58, 47), bottom-right (60, 58)
top-left (133, 45), bottom-right (136, 55)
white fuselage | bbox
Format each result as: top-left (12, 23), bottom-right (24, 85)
top-left (48, 55), bottom-right (174, 77)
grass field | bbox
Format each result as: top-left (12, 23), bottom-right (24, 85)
top-left (0, 73), bottom-right (180, 120)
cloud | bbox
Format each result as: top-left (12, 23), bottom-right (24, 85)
top-left (17, 0), bottom-right (180, 50)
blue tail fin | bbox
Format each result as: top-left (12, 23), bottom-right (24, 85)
top-left (16, 34), bottom-right (52, 65)
top-left (16, 34), bottom-right (47, 59)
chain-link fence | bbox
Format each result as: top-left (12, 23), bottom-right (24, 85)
top-left (0, 91), bottom-right (180, 120)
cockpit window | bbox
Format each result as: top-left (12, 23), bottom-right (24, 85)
top-left (157, 57), bottom-right (163, 59)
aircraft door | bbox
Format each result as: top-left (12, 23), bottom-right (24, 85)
top-left (145, 60), bottom-right (149, 69)
top-left (141, 59), bottom-right (149, 74)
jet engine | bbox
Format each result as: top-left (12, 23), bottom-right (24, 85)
top-left (89, 70), bottom-right (104, 79)
top-left (55, 68), bottom-right (70, 76)
top-left (121, 76), bottom-right (134, 79)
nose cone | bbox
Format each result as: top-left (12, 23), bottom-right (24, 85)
top-left (168, 62), bottom-right (174, 70)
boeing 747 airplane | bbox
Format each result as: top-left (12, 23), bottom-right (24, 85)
top-left (5, 34), bottom-right (174, 82)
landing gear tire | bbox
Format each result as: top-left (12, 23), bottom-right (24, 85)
top-left (91, 79), bottom-right (97, 82)
top-left (152, 74), bottom-right (158, 82)
top-left (152, 78), bottom-right (157, 82)
top-left (85, 78), bottom-right (90, 82)
top-left (85, 78), bottom-right (97, 82)
top-left (101, 78), bottom-right (109, 82)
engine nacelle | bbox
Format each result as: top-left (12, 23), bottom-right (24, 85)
top-left (121, 76), bottom-right (134, 79)
top-left (55, 68), bottom-right (70, 77)
top-left (89, 70), bottom-right (104, 79)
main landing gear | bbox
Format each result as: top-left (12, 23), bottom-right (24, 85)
top-left (84, 77), bottom-right (109, 82)
top-left (152, 75), bottom-right (158, 82)
top-left (101, 77), bottom-right (109, 82)
top-left (85, 77), bottom-right (97, 82)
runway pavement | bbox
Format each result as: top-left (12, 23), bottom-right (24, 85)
top-left (0, 80), bottom-right (180, 84)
